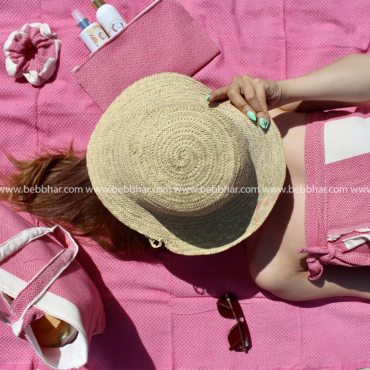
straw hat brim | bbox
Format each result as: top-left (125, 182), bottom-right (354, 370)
top-left (86, 72), bottom-right (286, 255)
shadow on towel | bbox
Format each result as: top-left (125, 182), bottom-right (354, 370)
top-left (75, 244), bottom-right (156, 370)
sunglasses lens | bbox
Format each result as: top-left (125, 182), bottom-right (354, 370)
top-left (217, 302), bottom-right (235, 318)
top-left (228, 322), bottom-right (250, 352)
top-left (217, 293), bottom-right (243, 318)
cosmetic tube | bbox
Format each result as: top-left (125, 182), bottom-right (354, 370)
top-left (91, 0), bottom-right (127, 37)
top-left (72, 9), bottom-right (109, 52)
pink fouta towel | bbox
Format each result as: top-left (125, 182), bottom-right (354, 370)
top-left (73, 0), bottom-right (220, 111)
top-left (299, 106), bottom-right (370, 280)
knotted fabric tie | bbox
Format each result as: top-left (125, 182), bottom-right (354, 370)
top-left (297, 245), bottom-right (338, 281)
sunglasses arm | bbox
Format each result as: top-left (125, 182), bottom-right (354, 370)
top-left (226, 295), bottom-right (247, 352)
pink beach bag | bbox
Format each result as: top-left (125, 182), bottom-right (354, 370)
top-left (0, 203), bottom-right (106, 369)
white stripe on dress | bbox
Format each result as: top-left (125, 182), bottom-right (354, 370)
top-left (324, 116), bottom-right (370, 164)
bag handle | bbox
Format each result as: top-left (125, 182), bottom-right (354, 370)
top-left (0, 225), bottom-right (79, 335)
top-left (0, 225), bottom-right (73, 262)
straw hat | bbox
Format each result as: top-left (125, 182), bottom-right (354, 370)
top-left (86, 72), bottom-right (286, 255)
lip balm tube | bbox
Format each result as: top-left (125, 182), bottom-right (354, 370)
top-left (72, 9), bottom-right (109, 52)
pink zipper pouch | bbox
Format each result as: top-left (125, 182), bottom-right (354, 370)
top-left (73, 0), bottom-right (220, 111)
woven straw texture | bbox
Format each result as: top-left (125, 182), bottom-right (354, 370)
top-left (87, 73), bottom-right (285, 255)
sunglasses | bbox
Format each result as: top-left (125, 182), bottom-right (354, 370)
top-left (217, 293), bottom-right (251, 352)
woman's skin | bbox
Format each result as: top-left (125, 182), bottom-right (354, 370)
top-left (245, 108), bottom-right (370, 302)
top-left (207, 53), bottom-right (370, 125)
top-left (208, 54), bottom-right (370, 301)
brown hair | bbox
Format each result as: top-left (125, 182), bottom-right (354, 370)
top-left (0, 143), bottom-right (150, 254)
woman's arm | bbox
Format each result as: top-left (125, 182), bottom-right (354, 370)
top-left (279, 54), bottom-right (370, 112)
top-left (207, 54), bottom-right (370, 122)
top-left (279, 99), bottom-right (370, 113)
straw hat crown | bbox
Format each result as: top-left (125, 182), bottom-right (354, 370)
top-left (120, 100), bottom-right (254, 217)
top-left (87, 72), bottom-right (286, 255)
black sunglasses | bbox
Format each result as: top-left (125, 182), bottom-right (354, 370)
top-left (217, 293), bottom-right (251, 352)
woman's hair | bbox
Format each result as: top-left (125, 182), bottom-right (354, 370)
top-left (0, 143), bottom-right (150, 254)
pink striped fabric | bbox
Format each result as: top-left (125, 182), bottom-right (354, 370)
top-left (6, 25), bottom-right (56, 74)
top-left (4, 23), bottom-right (61, 85)
top-left (299, 107), bottom-right (370, 280)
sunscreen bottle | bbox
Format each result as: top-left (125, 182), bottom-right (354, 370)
top-left (91, 0), bottom-right (127, 37)
top-left (72, 9), bottom-right (109, 52)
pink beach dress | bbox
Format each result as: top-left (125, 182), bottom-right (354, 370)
top-left (298, 106), bottom-right (370, 280)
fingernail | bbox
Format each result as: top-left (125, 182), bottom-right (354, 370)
top-left (205, 94), bottom-right (211, 101)
top-left (247, 111), bottom-right (257, 122)
top-left (265, 118), bottom-right (270, 129)
top-left (259, 117), bottom-right (267, 129)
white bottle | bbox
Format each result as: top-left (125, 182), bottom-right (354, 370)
top-left (72, 9), bottom-right (109, 53)
top-left (91, 0), bottom-right (127, 37)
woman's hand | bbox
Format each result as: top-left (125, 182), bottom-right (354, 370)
top-left (206, 75), bottom-right (282, 129)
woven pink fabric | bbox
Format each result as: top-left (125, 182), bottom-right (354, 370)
top-left (2, 0), bottom-right (370, 369)
top-left (74, 0), bottom-right (220, 111)
top-left (7, 25), bottom-right (56, 73)
top-left (300, 107), bottom-right (370, 280)
top-left (4, 23), bottom-right (61, 85)
top-left (0, 203), bottom-right (106, 346)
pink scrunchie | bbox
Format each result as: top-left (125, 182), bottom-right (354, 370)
top-left (4, 23), bottom-right (61, 86)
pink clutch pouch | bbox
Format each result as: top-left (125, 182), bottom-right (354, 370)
top-left (73, 0), bottom-right (220, 111)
